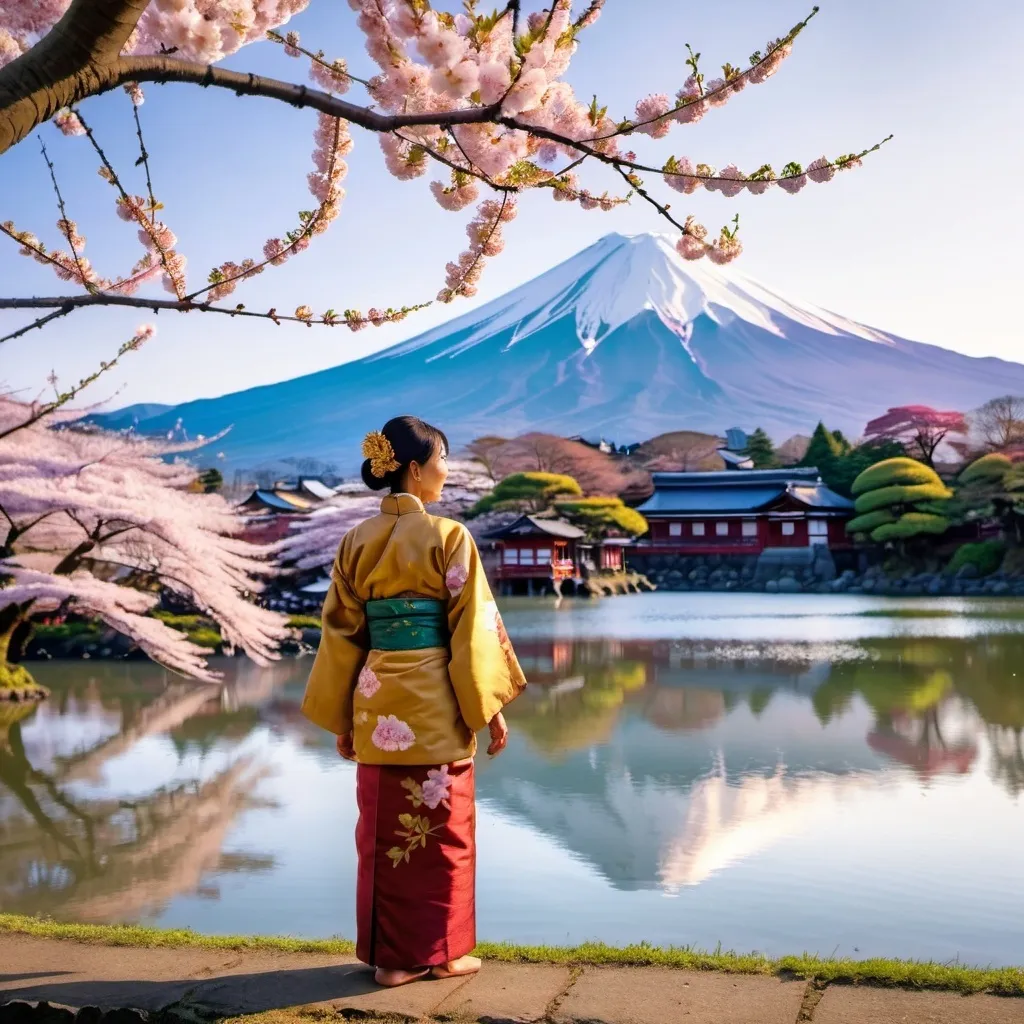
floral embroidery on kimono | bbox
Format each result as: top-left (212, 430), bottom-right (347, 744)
top-left (445, 563), bottom-right (468, 595)
top-left (385, 767), bottom-right (453, 867)
top-left (372, 715), bottom-right (416, 752)
top-left (357, 665), bottom-right (381, 698)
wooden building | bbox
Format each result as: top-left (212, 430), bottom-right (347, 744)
top-left (634, 468), bottom-right (854, 554)
top-left (483, 515), bottom-right (585, 594)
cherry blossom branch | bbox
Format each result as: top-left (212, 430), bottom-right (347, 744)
top-left (265, 30), bottom-right (371, 89)
top-left (0, 293), bottom-right (429, 336)
top-left (114, 56), bottom-right (503, 133)
top-left (38, 137), bottom-right (95, 293)
top-left (74, 108), bottom-right (185, 299)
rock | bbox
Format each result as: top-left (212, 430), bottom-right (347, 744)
top-left (903, 585), bottom-right (923, 597)
top-left (957, 563), bottom-right (980, 580)
top-left (861, 579), bottom-right (875, 593)
top-left (728, 570), bottom-right (739, 582)
top-left (991, 581), bottom-right (1010, 595)
top-left (765, 579), bottom-right (779, 593)
top-left (847, 586), bottom-right (864, 594)
top-left (927, 578), bottom-right (944, 595)
top-left (710, 582), bottom-right (728, 592)
top-left (777, 577), bottom-right (802, 594)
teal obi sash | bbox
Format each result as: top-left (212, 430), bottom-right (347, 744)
top-left (365, 598), bottom-right (449, 651)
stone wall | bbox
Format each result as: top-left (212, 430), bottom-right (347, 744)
top-left (628, 549), bottom-right (1024, 595)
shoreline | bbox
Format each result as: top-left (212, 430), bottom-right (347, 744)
top-left (2, 915), bottom-right (1022, 996)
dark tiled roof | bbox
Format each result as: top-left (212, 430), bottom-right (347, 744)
top-left (483, 514), bottom-right (585, 540)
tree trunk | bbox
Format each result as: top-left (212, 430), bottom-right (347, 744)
top-left (0, 0), bottom-right (148, 155)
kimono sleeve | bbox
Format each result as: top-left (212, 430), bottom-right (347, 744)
top-left (300, 551), bottom-right (367, 735)
top-left (444, 523), bottom-right (527, 733)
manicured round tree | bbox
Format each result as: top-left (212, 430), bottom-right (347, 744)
top-left (554, 497), bottom-right (649, 540)
top-left (467, 472), bottom-right (582, 516)
top-left (847, 457), bottom-right (952, 544)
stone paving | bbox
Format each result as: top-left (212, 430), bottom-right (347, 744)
top-left (2, 935), bottom-right (1024, 1024)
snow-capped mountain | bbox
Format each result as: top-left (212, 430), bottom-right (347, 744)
top-left (92, 232), bottom-right (1024, 470)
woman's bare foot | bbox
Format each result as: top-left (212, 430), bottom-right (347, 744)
top-left (374, 967), bottom-right (429, 987)
top-left (430, 955), bottom-right (482, 979)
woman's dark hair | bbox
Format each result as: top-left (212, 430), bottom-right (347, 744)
top-left (361, 415), bottom-right (449, 492)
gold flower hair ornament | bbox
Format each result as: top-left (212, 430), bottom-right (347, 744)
top-left (362, 430), bottom-right (401, 478)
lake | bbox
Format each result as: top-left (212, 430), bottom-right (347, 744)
top-left (3, 594), bottom-right (1024, 966)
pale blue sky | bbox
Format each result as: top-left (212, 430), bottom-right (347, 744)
top-left (2, 0), bottom-right (1022, 408)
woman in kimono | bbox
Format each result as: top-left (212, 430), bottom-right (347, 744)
top-left (301, 415), bottom-right (527, 988)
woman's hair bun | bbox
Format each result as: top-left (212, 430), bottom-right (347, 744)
top-left (359, 416), bottom-right (450, 494)
top-left (361, 458), bottom-right (391, 491)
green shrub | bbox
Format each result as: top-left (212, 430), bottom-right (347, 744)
top-left (851, 457), bottom-right (942, 496)
top-left (960, 453), bottom-right (1013, 484)
top-left (946, 540), bottom-right (1006, 577)
top-left (469, 472), bottom-right (582, 516)
top-left (853, 481), bottom-right (953, 515)
top-left (845, 509), bottom-right (896, 535)
top-left (872, 513), bottom-right (949, 542)
top-left (33, 622), bottom-right (103, 641)
top-left (555, 497), bottom-right (648, 538)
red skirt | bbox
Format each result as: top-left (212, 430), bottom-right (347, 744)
top-left (355, 760), bottom-right (476, 969)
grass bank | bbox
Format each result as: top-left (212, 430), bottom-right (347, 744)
top-left (2, 914), bottom-right (1023, 996)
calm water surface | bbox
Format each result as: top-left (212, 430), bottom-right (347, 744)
top-left (3, 594), bottom-right (1024, 965)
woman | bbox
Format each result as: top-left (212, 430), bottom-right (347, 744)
top-left (301, 416), bottom-right (527, 988)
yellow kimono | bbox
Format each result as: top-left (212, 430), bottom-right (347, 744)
top-left (301, 492), bottom-right (527, 764)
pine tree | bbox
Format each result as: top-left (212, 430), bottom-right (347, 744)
top-left (742, 427), bottom-right (777, 468)
top-left (800, 422), bottom-right (844, 469)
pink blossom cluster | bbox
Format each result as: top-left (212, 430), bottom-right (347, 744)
top-left (0, 0), bottom-right (311, 71)
top-left (275, 495), bottom-right (379, 570)
top-left (662, 153), bottom-right (852, 198)
top-left (675, 216), bottom-right (743, 266)
top-left (430, 175), bottom-right (480, 212)
top-left (550, 173), bottom-right (623, 211)
top-left (207, 113), bottom-right (351, 303)
top-left (438, 196), bottom-right (517, 303)
top-left (0, 395), bottom-right (291, 681)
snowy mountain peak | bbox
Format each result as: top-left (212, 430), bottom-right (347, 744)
top-left (381, 232), bottom-right (893, 365)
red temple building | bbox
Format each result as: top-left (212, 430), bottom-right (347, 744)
top-left (633, 468), bottom-right (854, 555)
top-left (482, 515), bottom-right (585, 595)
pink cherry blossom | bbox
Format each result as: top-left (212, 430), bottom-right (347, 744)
top-left (633, 93), bottom-right (673, 138)
top-left (0, 395), bottom-right (291, 683)
top-left (372, 715), bottom-right (416, 752)
top-left (53, 108), bottom-right (85, 136)
top-left (357, 664), bottom-right (381, 698)
top-left (777, 173), bottom-right (808, 195)
top-left (807, 156), bottom-right (836, 183)
top-left (421, 765), bottom-right (453, 809)
top-left (445, 563), bottom-right (469, 595)
top-left (676, 235), bottom-right (706, 261)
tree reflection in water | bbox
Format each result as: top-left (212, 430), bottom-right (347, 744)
top-left (0, 661), bottom-right (280, 920)
top-left (1, 630), bottom-right (1023, 921)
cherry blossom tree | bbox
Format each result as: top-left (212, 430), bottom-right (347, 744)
top-left (864, 406), bottom-right (969, 469)
top-left (274, 495), bottom-right (380, 573)
top-left (1, 0), bottom-right (888, 356)
top-left (0, 393), bottom-right (291, 695)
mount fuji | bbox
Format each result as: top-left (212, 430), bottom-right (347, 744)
top-left (94, 232), bottom-right (1024, 471)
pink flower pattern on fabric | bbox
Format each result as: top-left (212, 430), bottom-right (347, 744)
top-left (357, 664), bottom-right (381, 698)
top-left (421, 765), bottom-right (453, 809)
top-left (445, 563), bottom-right (469, 595)
top-left (371, 715), bottom-right (416, 752)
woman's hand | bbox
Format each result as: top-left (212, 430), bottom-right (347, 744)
top-left (336, 731), bottom-right (356, 761)
top-left (487, 712), bottom-right (508, 757)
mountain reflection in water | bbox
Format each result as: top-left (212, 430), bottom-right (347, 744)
top-left (2, 598), bottom-right (1024, 964)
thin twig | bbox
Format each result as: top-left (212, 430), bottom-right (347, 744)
top-left (131, 98), bottom-right (158, 223)
top-left (37, 136), bottom-right (94, 292)
top-left (0, 293), bottom-right (430, 329)
top-left (74, 108), bottom-right (185, 300)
